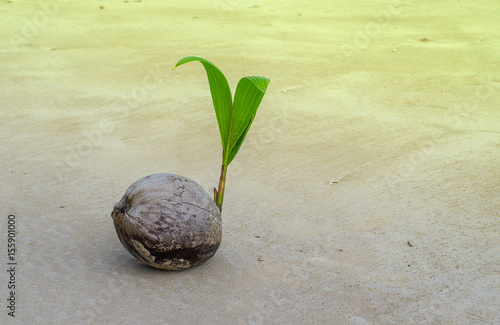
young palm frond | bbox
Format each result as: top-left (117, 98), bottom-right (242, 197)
top-left (173, 56), bottom-right (270, 211)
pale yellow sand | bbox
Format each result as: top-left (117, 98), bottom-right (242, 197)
top-left (1, 0), bottom-right (499, 324)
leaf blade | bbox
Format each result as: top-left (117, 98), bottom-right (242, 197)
top-left (225, 76), bottom-right (270, 165)
top-left (173, 56), bottom-right (232, 149)
top-left (226, 116), bottom-right (254, 165)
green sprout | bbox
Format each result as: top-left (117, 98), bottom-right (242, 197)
top-left (173, 56), bottom-right (270, 212)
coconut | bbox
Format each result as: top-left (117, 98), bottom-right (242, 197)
top-left (111, 173), bottom-right (222, 270)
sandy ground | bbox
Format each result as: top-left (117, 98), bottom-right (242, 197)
top-left (1, 0), bottom-right (499, 324)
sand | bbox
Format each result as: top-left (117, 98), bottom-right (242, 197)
top-left (1, 0), bottom-right (499, 324)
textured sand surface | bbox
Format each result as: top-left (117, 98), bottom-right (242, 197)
top-left (1, 0), bottom-right (499, 324)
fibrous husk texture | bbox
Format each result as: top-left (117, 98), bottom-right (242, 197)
top-left (111, 173), bottom-right (222, 270)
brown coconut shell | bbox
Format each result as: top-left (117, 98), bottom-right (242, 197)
top-left (111, 173), bottom-right (222, 270)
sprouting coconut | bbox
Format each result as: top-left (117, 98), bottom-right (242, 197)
top-left (111, 56), bottom-right (270, 270)
top-left (111, 173), bottom-right (222, 270)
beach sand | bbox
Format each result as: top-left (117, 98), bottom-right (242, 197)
top-left (1, 0), bottom-right (499, 323)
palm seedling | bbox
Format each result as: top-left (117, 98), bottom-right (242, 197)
top-left (111, 56), bottom-right (270, 270)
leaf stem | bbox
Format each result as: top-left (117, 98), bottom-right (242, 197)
top-left (215, 164), bottom-right (227, 212)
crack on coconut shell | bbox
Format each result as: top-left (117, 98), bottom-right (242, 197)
top-left (128, 239), bottom-right (195, 270)
top-left (130, 239), bottom-right (197, 270)
top-left (158, 258), bottom-right (191, 271)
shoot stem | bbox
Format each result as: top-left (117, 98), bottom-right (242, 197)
top-left (215, 164), bottom-right (227, 212)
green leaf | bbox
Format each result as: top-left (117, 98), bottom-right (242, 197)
top-left (173, 57), bottom-right (270, 166)
top-left (226, 116), bottom-right (253, 165)
top-left (173, 56), bottom-right (232, 149)
top-left (225, 76), bottom-right (270, 165)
